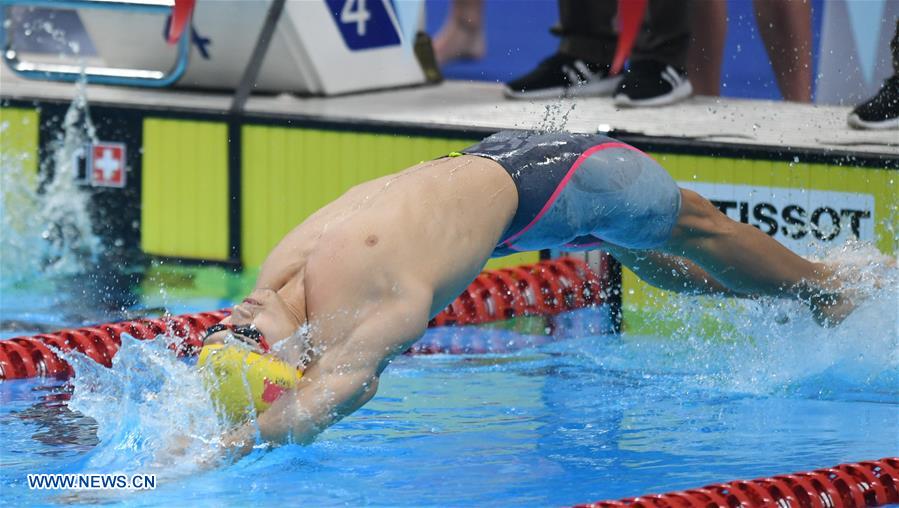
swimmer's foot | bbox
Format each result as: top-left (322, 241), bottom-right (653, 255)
top-left (807, 290), bottom-right (857, 328)
top-left (800, 260), bottom-right (888, 327)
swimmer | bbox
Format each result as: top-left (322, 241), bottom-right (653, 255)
top-left (202, 130), bottom-right (852, 456)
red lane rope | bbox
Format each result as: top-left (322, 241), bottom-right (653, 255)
top-left (0, 258), bottom-right (608, 380)
top-left (0, 311), bottom-right (229, 380)
top-left (577, 457), bottom-right (899, 508)
top-left (428, 258), bottom-right (605, 327)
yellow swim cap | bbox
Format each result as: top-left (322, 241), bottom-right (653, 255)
top-left (197, 344), bottom-right (303, 423)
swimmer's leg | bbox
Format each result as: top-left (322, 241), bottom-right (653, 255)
top-left (602, 243), bottom-right (736, 297)
top-left (567, 141), bottom-right (849, 324)
top-left (660, 189), bottom-right (849, 325)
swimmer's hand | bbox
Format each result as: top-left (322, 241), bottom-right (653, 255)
top-left (152, 433), bottom-right (193, 466)
top-left (155, 432), bottom-right (223, 470)
top-left (219, 425), bottom-right (261, 460)
top-left (221, 353), bottom-right (381, 460)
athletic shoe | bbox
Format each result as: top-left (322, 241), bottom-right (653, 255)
top-left (847, 75), bottom-right (899, 130)
top-left (504, 53), bottom-right (621, 100)
top-left (612, 60), bottom-right (692, 107)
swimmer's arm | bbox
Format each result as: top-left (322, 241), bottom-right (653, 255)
top-left (223, 358), bottom-right (381, 457)
top-left (603, 244), bottom-right (741, 297)
top-left (222, 295), bottom-right (430, 457)
top-left (251, 358), bottom-right (378, 444)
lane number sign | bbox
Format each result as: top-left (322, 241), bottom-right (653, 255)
top-left (325, 0), bottom-right (402, 50)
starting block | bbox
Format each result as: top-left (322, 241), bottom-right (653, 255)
top-left (3, 0), bottom-right (431, 95)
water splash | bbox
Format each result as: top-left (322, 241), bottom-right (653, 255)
top-left (717, 242), bottom-right (898, 399)
top-left (63, 334), bottom-right (225, 475)
top-left (535, 100), bottom-right (577, 133)
top-left (0, 79), bottom-right (102, 287)
top-left (41, 80), bottom-right (103, 275)
top-left (604, 242), bottom-right (898, 402)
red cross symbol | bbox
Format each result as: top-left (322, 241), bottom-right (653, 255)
top-left (90, 142), bottom-right (127, 188)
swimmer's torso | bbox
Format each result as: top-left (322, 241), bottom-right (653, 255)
top-left (254, 155), bottom-right (518, 364)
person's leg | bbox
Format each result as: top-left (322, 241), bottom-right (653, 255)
top-left (663, 189), bottom-right (849, 324)
top-left (847, 19), bottom-right (899, 130)
top-left (687, 0), bottom-right (727, 96)
top-left (568, 137), bottom-right (850, 324)
top-left (603, 243), bottom-right (735, 296)
top-left (894, 18), bottom-right (899, 73)
top-left (504, 0), bottom-right (621, 99)
top-left (433, 0), bottom-right (485, 65)
top-left (555, 0), bottom-right (618, 64)
top-left (664, 189), bottom-right (823, 294)
top-left (614, 0), bottom-right (694, 106)
top-left (631, 0), bottom-right (693, 69)
top-left (753, 0), bottom-right (813, 102)
top-left (565, 143), bottom-right (814, 296)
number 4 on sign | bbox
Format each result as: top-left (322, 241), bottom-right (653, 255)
top-left (341, 0), bottom-right (371, 36)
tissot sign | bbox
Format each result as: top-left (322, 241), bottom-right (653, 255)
top-left (680, 182), bottom-right (875, 256)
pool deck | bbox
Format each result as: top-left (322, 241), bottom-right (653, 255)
top-left (1, 67), bottom-right (896, 159)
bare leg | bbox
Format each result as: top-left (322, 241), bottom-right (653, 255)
top-left (753, 0), bottom-right (813, 102)
top-left (433, 0), bottom-right (485, 66)
top-left (687, 0), bottom-right (728, 96)
top-left (603, 244), bottom-right (736, 296)
top-left (661, 190), bottom-right (849, 325)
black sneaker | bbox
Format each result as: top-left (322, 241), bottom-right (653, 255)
top-left (612, 60), bottom-right (692, 107)
top-left (848, 75), bottom-right (899, 130)
top-left (504, 53), bottom-right (621, 100)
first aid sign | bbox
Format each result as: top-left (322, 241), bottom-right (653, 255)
top-left (90, 142), bottom-right (126, 188)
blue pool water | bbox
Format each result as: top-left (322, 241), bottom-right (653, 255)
top-left (1, 255), bottom-right (897, 507)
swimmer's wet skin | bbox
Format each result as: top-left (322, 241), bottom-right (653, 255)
top-left (200, 130), bottom-right (855, 458)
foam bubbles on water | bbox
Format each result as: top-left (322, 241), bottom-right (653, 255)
top-left (63, 334), bottom-right (225, 476)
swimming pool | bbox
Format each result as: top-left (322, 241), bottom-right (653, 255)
top-left (1, 261), bottom-right (896, 507)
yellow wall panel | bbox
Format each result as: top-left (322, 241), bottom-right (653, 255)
top-left (241, 126), bottom-right (487, 267)
top-left (484, 252), bottom-right (541, 270)
top-left (141, 118), bottom-right (229, 260)
top-left (0, 107), bottom-right (39, 178)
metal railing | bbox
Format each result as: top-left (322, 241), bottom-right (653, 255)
top-left (0, 0), bottom-right (191, 87)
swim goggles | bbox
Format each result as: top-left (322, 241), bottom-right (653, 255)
top-left (202, 323), bottom-right (271, 353)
